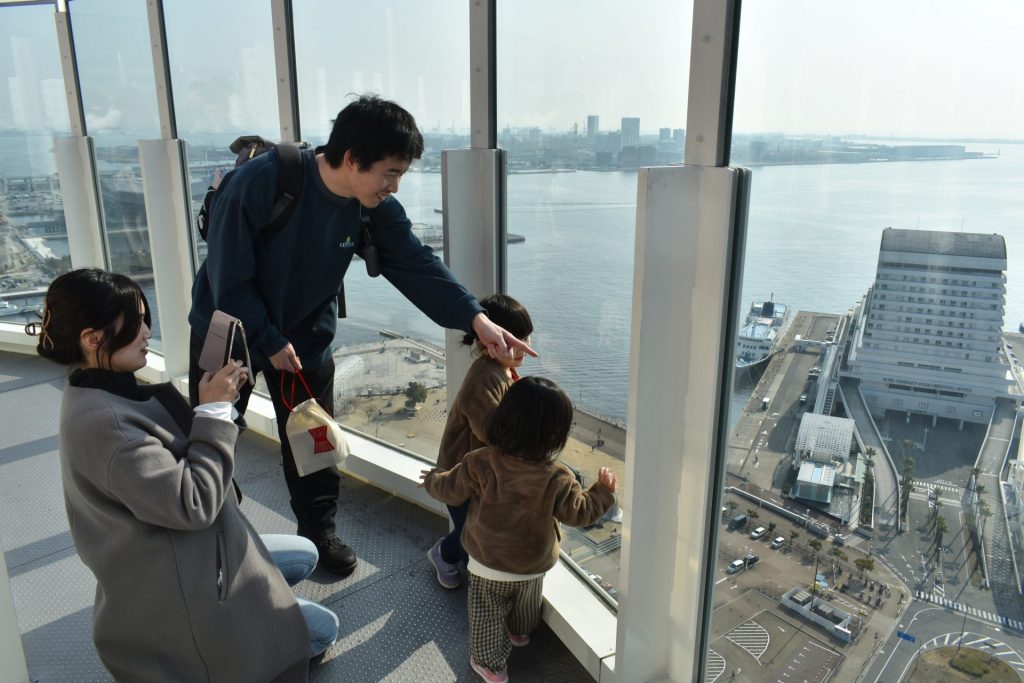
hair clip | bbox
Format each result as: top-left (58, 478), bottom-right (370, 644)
top-left (25, 308), bottom-right (54, 350)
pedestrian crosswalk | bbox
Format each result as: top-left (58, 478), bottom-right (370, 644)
top-left (915, 591), bottom-right (1024, 630)
top-left (913, 480), bottom-right (960, 495)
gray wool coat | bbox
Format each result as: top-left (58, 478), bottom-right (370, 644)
top-left (59, 382), bottom-right (310, 683)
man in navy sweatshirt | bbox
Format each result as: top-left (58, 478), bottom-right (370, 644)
top-left (189, 95), bottom-right (533, 577)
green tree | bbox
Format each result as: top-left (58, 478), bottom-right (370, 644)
top-left (768, 522), bottom-right (777, 537)
top-left (854, 557), bottom-right (875, 577)
top-left (404, 381), bottom-right (428, 408)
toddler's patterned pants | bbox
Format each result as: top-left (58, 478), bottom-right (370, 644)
top-left (468, 573), bottom-right (544, 672)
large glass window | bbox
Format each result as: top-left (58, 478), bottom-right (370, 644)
top-left (163, 0), bottom-right (280, 269)
top-left (293, 0), bottom-right (469, 462)
top-left (0, 3), bottom-right (71, 326)
top-left (710, 3), bottom-right (1024, 681)
top-left (70, 0), bottom-right (163, 347)
top-left (498, 0), bottom-right (693, 605)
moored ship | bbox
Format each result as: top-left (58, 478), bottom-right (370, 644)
top-left (735, 298), bottom-right (791, 385)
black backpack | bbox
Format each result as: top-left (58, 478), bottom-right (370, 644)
top-left (196, 135), bottom-right (307, 244)
top-left (196, 135), bottom-right (380, 318)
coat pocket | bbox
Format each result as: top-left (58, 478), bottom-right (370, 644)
top-left (216, 531), bottom-right (228, 602)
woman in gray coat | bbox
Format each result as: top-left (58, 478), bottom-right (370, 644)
top-left (29, 269), bottom-right (337, 682)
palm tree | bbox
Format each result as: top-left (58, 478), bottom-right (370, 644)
top-left (935, 516), bottom-right (948, 564)
top-left (768, 522), bottom-right (777, 537)
top-left (900, 455), bottom-right (915, 526)
top-left (979, 502), bottom-right (993, 540)
top-left (790, 530), bottom-right (800, 543)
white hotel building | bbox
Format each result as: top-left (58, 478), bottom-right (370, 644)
top-left (847, 228), bottom-right (1015, 426)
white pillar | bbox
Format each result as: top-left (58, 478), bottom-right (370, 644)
top-left (440, 149), bottom-right (505, 401)
top-left (138, 139), bottom-right (195, 377)
top-left (616, 165), bottom-right (751, 681)
top-left (54, 136), bottom-right (106, 269)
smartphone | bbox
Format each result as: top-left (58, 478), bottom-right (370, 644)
top-left (198, 310), bottom-right (254, 384)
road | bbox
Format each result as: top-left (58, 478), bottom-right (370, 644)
top-left (866, 602), bottom-right (1024, 681)
top-left (840, 377), bottom-right (899, 536)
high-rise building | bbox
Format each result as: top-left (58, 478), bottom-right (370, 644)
top-left (621, 117), bottom-right (640, 148)
top-left (847, 228), bottom-right (1014, 426)
top-left (587, 114), bottom-right (599, 137)
top-left (659, 127), bottom-right (671, 142)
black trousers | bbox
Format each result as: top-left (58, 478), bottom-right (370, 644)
top-left (189, 332), bottom-right (341, 537)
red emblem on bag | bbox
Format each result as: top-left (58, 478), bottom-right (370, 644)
top-left (308, 426), bottom-right (335, 454)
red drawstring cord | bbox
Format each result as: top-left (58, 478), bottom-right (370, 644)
top-left (279, 370), bottom-right (316, 412)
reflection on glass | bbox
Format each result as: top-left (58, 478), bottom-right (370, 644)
top-left (163, 0), bottom-right (280, 269)
top-left (498, 0), bottom-right (693, 606)
top-left (0, 4), bottom-right (71, 326)
top-left (292, 0), bottom-right (468, 462)
top-left (713, 3), bottom-right (1024, 681)
top-left (71, 0), bottom-right (163, 347)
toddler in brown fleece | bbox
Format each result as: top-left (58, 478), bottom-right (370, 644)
top-left (428, 294), bottom-right (534, 590)
top-left (421, 376), bottom-right (617, 683)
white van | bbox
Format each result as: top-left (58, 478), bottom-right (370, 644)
top-left (727, 559), bottom-right (745, 574)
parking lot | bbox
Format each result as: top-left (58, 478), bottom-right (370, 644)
top-left (710, 494), bottom-right (908, 679)
top-left (708, 591), bottom-right (844, 683)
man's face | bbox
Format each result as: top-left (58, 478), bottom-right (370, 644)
top-left (348, 154), bottom-right (411, 208)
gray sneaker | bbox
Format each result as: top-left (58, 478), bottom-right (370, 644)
top-left (428, 539), bottom-right (462, 589)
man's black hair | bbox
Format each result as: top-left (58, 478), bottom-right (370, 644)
top-left (323, 95), bottom-right (425, 170)
top-left (487, 376), bottom-right (573, 462)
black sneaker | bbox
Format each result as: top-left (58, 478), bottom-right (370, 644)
top-left (305, 533), bottom-right (358, 577)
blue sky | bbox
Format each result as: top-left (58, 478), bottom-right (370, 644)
top-left (1, 0), bottom-right (1022, 140)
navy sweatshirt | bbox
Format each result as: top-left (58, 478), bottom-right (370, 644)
top-left (189, 149), bottom-right (484, 369)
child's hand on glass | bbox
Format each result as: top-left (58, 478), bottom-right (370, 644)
top-left (418, 469), bottom-right (436, 488)
top-left (597, 466), bottom-right (618, 493)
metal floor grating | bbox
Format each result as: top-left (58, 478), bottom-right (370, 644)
top-left (0, 352), bottom-right (591, 682)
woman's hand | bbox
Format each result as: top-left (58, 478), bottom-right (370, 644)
top-left (597, 466), bottom-right (618, 493)
top-left (198, 360), bottom-right (249, 405)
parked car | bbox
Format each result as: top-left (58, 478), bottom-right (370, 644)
top-left (728, 514), bottom-right (749, 530)
top-left (750, 526), bottom-right (767, 540)
top-left (799, 393), bottom-right (808, 404)
top-left (744, 554), bottom-right (760, 568)
top-left (833, 533), bottom-right (847, 546)
top-left (770, 536), bottom-right (786, 549)
top-left (727, 559), bottom-right (745, 574)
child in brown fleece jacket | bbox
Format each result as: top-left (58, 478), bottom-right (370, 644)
top-left (421, 376), bottom-right (617, 683)
top-left (429, 294), bottom-right (534, 590)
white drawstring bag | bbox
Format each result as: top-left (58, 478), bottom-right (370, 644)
top-left (281, 371), bottom-right (350, 477)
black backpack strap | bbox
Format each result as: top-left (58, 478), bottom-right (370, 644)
top-left (261, 143), bottom-right (305, 240)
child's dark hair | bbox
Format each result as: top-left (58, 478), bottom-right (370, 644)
top-left (322, 95), bottom-right (424, 170)
top-left (28, 268), bottom-right (150, 368)
top-left (486, 376), bottom-right (573, 462)
top-left (462, 294), bottom-right (533, 347)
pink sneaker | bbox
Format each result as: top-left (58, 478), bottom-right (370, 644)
top-left (470, 658), bottom-right (509, 683)
top-left (508, 633), bottom-right (530, 648)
